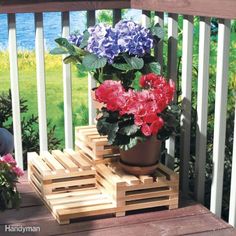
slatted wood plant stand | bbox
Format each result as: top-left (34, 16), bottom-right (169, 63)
top-left (28, 126), bottom-right (179, 224)
top-left (28, 150), bottom-right (115, 224)
top-left (75, 125), bottom-right (119, 163)
top-left (96, 161), bottom-right (179, 217)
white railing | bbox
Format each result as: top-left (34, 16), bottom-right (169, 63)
top-left (1, 0), bottom-right (236, 227)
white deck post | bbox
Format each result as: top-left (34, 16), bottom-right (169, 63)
top-left (194, 17), bottom-right (211, 204)
top-left (8, 13), bottom-right (24, 169)
top-left (35, 13), bottom-right (48, 152)
top-left (180, 15), bottom-right (194, 196)
top-left (62, 12), bottom-right (73, 149)
top-left (154, 12), bottom-right (164, 73)
top-left (229, 102), bottom-right (236, 227)
top-left (166, 13), bottom-right (178, 169)
top-left (87, 10), bottom-right (96, 125)
top-left (210, 19), bottom-right (231, 217)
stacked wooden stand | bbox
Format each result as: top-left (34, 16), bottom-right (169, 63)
top-left (28, 126), bottom-right (179, 224)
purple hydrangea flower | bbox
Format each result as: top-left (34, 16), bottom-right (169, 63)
top-left (86, 24), bottom-right (120, 63)
top-left (115, 20), bottom-right (153, 57)
top-left (68, 34), bottom-right (83, 47)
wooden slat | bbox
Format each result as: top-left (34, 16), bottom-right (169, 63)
top-left (45, 189), bottom-right (101, 200)
top-left (29, 153), bottom-right (52, 176)
top-left (96, 164), bottom-right (124, 185)
top-left (154, 11), bottom-right (164, 73)
top-left (165, 13), bottom-right (178, 169)
top-left (194, 17), bottom-right (210, 204)
top-left (87, 10), bottom-right (97, 125)
top-left (8, 13), bottom-right (23, 169)
top-left (63, 149), bottom-right (91, 170)
top-left (132, 0), bottom-right (236, 19)
top-left (62, 11), bottom-right (73, 149)
top-left (35, 12), bottom-right (48, 152)
top-left (210, 19), bottom-right (231, 217)
top-left (49, 193), bottom-right (108, 206)
top-left (229, 102), bottom-right (236, 227)
top-left (51, 150), bottom-right (78, 171)
top-left (180, 15), bottom-right (194, 196)
top-left (113, 9), bottom-right (121, 26)
top-left (0, 0), bottom-right (130, 14)
top-left (109, 163), bottom-right (140, 185)
top-left (41, 151), bottom-right (65, 173)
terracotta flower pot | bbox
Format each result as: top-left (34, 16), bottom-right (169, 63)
top-left (119, 136), bottom-right (161, 176)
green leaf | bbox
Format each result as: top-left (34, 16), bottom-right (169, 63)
top-left (55, 37), bottom-right (75, 55)
top-left (50, 47), bottom-right (68, 55)
top-left (63, 55), bottom-right (77, 64)
top-left (120, 136), bottom-right (146, 151)
top-left (119, 124), bottom-right (139, 136)
top-left (123, 54), bottom-right (144, 70)
top-left (82, 54), bottom-right (107, 70)
top-left (76, 63), bottom-right (90, 72)
top-left (112, 63), bottom-right (132, 71)
top-left (96, 121), bottom-right (119, 145)
top-left (80, 30), bottom-right (90, 49)
top-left (151, 26), bottom-right (164, 39)
top-left (149, 62), bottom-right (161, 75)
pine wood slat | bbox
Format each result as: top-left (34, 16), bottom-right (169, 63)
top-left (28, 150), bottom-right (96, 196)
top-left (75, 126), bottom-right (119, 162)
top-left (96, 161), bottom-right (179, 217)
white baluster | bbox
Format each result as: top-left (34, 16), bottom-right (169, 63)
top-left (154, 11), bottom-right (164, 73)
top-left (194, 17), bottom-right (211, 204)
top-left (113, 9), bottom-right (121, 26)
top-left (180, 15), bottom-right (194, 196)
top-left (87, 10), bottom-right (96, 125)
top-left (35, 13), bottom-right (48, 152)
top-left (8, 13), bottom-right (23, 169)
top-left (210, 19), bottom-right (231, 217)
top-left (62, 11), bottom-right (73, 149)
top-left (166, 13), bottom-right (178, 169)
top-left (229, 102), bottom-right (236, 227)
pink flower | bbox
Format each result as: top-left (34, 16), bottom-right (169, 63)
top-left (141, 123), bottom-right (152, 136)
top-left (12, 166), bottom-right (24, 177)
top-left (1, 154), bottom-right (16, 166)
top-left (95, 74), bottom-right (175, 137)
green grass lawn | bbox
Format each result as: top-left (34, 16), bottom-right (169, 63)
top-left (0, 51), bottom-right (89, 147)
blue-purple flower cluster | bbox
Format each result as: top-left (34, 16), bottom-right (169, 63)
top-left (115, 20), bottom-right (153, 57)
top-left (68, 34), bottom-right (83, 47)
top-left (68, 20), bottom-right (153, 64)
top-left (86, 24), bottom-right (120, 64)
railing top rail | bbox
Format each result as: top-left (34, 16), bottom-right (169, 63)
top-left (0, 0), bottom-right (130, 14)
top-left (133, 0), bottom-right (236, 20)
top-left (0, 0), bottom-right (236, 19)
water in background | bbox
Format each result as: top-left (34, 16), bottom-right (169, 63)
top-left (0, 10), bottom-right (142, 51)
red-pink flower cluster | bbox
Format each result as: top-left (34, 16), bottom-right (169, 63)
top-left (0, 153), bottom-right (24, 177)
top-left (95, 73), bottom-right (175, 136)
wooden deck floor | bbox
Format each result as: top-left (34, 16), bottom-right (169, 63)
top-left (0, 174), bottom-right (236, 236)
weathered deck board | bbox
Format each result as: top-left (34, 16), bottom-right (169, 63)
top-left (0, 173), bottom-right (235, 236)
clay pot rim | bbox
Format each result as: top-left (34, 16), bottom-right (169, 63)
top-left (119, 159), bottom-right (159, 176)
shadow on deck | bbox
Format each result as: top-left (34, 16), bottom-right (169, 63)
top-left (0, 173), bottom-right (235, 236)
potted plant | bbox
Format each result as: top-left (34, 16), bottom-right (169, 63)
top-left (94, 73), bottom-right (178, 175)
top-left (51, 20), bottom-right (163, 89)
top-left (51, 20), bottom-right (177, 175)
top-left (0, 128), bottom-right (24, 210)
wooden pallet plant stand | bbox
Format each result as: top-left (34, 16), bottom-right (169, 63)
top-left (28, 150), bottom-right (115, 224)
top-left (75, 125), bottom-right (119, 163)
top-left (96, 161), bottom-right (179, 217)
